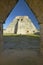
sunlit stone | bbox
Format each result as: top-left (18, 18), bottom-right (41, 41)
top-left (3, 16), bottom-right (39, 35)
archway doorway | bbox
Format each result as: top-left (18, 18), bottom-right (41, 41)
top-left (3, 0), bottom-right (40, 56)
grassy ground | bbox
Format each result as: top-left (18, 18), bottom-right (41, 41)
top-left (3, 33), bottom-right (40, 37)
top-left (3, 34), bottom-right (40, 49)
top-left (0, 34), bottom-right (41, 65)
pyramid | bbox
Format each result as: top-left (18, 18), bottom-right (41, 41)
top-left (3, 16), bottom-right (39, 34)
top-left (3, 0), bottom-right (39, 29)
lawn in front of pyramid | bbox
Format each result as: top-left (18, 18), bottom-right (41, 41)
top-left (3, 34), bottom-right (40, 50)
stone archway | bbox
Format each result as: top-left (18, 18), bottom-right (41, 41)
top-left (0, 0), bottom-right (43, 56)
top-left (0, 0), bottom-right (18, 51)
top-left (26, 0), bottom-right (43, 56)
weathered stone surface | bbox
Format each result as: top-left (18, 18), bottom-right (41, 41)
top-left (0, 0), bottom-right (43, 24)
top-left (3, 16), bottom-right (39, 34)
top-left (40, 24), bottom-right (43, 55)
top-left (26, 0), bottom-right (43, 24)
top-left (0, 0), bottom-right (18, 23)
top-left (0, 23), bottom-right (3, 51)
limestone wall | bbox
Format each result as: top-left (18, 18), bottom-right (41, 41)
top-left (0, 23), bottom-right (3, 51)
top-left (3, 16), bottom-right (39, 35)
top-left (40, 24), bottom-right (43, 55)
top-left (17, 16), bottom-right (39, 34)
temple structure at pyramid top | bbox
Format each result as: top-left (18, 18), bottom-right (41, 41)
top-left (3, 16), bottom-right (39, 35)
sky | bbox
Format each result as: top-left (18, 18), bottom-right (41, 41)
top-left (3, 0), bottom-right (40, 30)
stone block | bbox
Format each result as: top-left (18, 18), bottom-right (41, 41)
top-left (0, 23), bottom-right (3, 51)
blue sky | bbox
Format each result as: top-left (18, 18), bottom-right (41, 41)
top-left (3, 0), bottom-right (40, 29)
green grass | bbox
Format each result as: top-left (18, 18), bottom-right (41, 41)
top-left (3, 34), bottom-right (40, 50)
top-left (3, 33), bottom-right (40, 37)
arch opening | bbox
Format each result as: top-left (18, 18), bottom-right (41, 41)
top-left (3, 0), bottom-right (40, 55)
